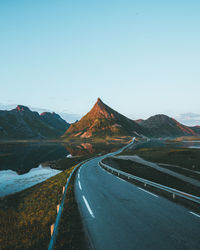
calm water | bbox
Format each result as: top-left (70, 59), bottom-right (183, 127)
top-left (0, 143), bottom-right (68, 197)
top-left (0, 165), bottom-right (61, 197)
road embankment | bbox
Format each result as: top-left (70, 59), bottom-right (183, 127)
top-left (54, 167), bottom-right (89, 250)
top-left (0, 157), bottom-right (89, 250)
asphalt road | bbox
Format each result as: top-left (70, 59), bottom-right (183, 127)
top-left (75, 154), bottom-right (200, 250)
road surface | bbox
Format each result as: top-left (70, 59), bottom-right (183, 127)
top-left (75, 154), bottom-right (200, 250)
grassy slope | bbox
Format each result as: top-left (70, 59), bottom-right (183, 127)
top-left (103, 158), bottom-right (200, 197)
top-left (0, 158), bottom-right (87, 250)
top-left (122, 147), bottom-right (200, 171)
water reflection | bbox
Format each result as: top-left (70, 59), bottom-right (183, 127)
top-left (0, 143), bottom-right (69, 174)
top-left (0, 165), bottom-right (61, 197)
top-left (65, 141), bottom-right (123, 156)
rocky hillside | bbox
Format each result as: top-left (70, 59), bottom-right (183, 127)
top-left (139, 114), bottom-right (198, 137)
top-left (63, 98), bottom-right (146, 139)
top-left (0, 105), bottom-right (69, 139)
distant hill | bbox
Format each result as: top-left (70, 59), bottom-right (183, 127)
top-left (191, 126), bottom-right (200, 135)
top-left (63, 98), bottom-right (146, 139)
top-left (0, 105), bottom-right (70, 140)
top-left (139, 114), bottom-right (198, 137)
top-left (40, 112), bottom-right (70, 135)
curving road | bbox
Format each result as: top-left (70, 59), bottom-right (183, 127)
top-left (75, 149), bottom-right (200, 250)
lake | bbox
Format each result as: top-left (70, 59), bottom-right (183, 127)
top-left (0, 165), bottom-right (61, 197)
top-left (0, 142), bottom-right (69, 197)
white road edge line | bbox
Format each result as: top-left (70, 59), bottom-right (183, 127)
top-left (78, 180), bottom-right (82, 190)
top-left (138, 187), bottom-right (158, 198)
top-left (103, 168), bottom-right (112, 176)
top-left (82, 195), bottom-right (95, 218)
top-left (190, 211), bottom-right (200, 218)
top-left (78, 173), bottom-right (80, 179)
top-left (107, 171), bottom-right (113, 176)
top-left (117, 177), bottom-right (126, 183)
top-left (101, 167), bottom-right (106, 173)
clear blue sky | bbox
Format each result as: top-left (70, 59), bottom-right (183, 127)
top-left (0, 0), bottom-right (199, 120)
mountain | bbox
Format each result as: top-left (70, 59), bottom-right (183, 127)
top-left (0, 105), bottom-right (69, 140)
top-left (40, 112), bottom-right (70, 134)
top-left (63, 98), bottom-right (146, 139)
top-left (191, 125), bottom-right (200, 135)
top-left (0, 104), bottom-right (81, 123)
top-left (139, 114), bottom-right (198, 137)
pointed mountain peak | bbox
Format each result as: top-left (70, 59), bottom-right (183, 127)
top-left (89, 98), bottom-right (114, 119)
top-left (95, 97), bottom-right (105, 109)
top-left (97, 97), bottom-right (103, 103)
top-left (64, 98), bottom-right (145, 139)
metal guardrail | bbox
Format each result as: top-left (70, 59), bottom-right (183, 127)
top-left (48, 158), bottom-right (90, 250)
top-left (99, 161), bottom-right (200, 204)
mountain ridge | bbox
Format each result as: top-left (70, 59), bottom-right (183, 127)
top-left (0, 105), bottom-right (70, 139)
top-left (0, 100), bottom-right (199, 140)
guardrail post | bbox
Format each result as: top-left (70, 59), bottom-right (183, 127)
top-left (62, 186), bottom-right (65, 194)
top-left (57, 204), bottom-right (60, 214)
top-left (50, 224), bottom-right (54, 236)
top-left (144, 183), bottom-right (147, 187)
top-left (173, 193), bottom-right (176, 199)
